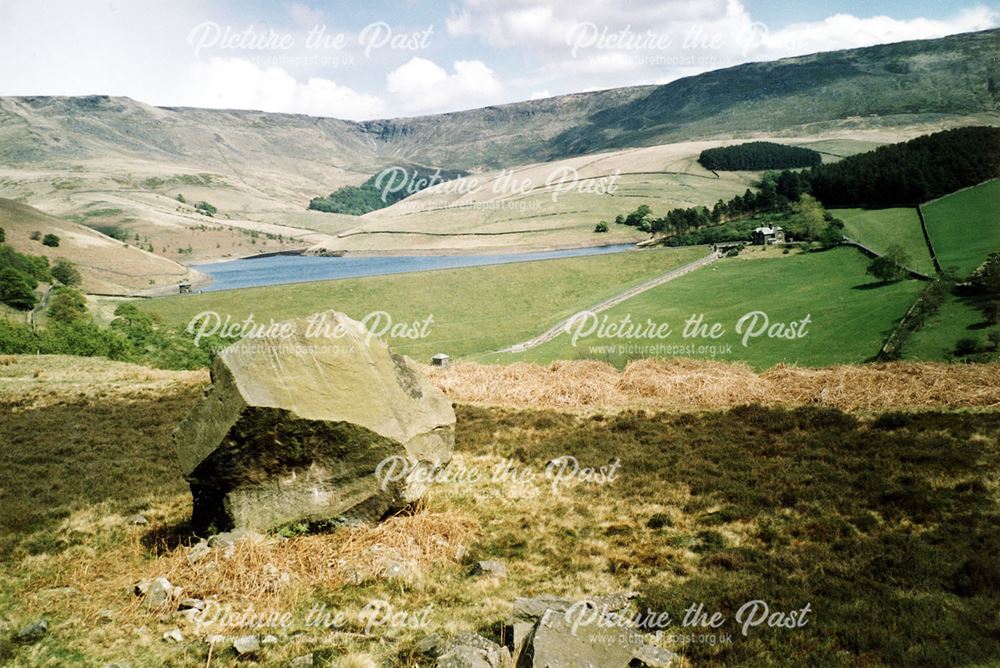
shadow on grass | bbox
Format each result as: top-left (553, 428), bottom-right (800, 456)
top-left (141, 517), bottom-right (200, 556)
top-left (456, 404), bottom-right (1000, 667)
top-left (954, 290), bottom-right (998, 331)
top-left (0, 387), bottom-right (203, 559)
top-left (851, 280), bottom-right (898, 291)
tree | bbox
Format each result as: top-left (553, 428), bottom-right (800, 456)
top-left (867, 245), bottom-right (911, 283)
top-left (594, 221), bottom-right (609, 233)
top-left (988, 329), bottom-right (1000, 350)
top-left (0, 267), bottom-right (37, 310)
top-left (984, 303), bottom-right (1000, 326)
top-left (776, 170), bottom-right (804, 201)
top-left (29, 231), bottom-right (41, 241)
top-left (42, 233), bottom-right (60, 247)
top-left (698, 142), bottom-right (822, 171)
top-left (710, 201), bottom-right (724, 223)
top-left (625, 204), bottom-right (652, 227)
top-left (51, 259), bottom-right (82, 286)
top-left (194, 201), bottom-right (217, 217)
top-left (47, 286), bottom-right (89, 323)
top-left (807, 127), bottom-right (1000, 208)
top-left (788, 195), bottom-right (827, 240)
top-left (0, 245), bottom-right (49, 284)
top-left (0, 227), bottom-right (5, 242)
top-left (971, 254), bottom-right (1000, 298)
top-left (817, 217), bottom-right (845, 249)
top-left (954, 337), bottom-right (981, 357)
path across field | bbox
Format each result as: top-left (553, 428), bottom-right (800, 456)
top-left (499, 250), bottom-right (720, 353)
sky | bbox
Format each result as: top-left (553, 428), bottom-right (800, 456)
top-left (0, 0), bottom-right (997, 120)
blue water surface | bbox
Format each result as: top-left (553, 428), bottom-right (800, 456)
top-left (191, 244), bottom-right (636, 292)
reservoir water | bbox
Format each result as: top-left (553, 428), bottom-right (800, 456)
top-left (191, 244), bottom-right (636, 292)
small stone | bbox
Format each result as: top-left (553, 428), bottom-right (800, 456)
top-left (187, 541), bottom-right (211, 564)
top-left (38, 586), bottom-right (80, 598)
top-left (632, 643), bottom-right (679, 667)
top-left (416, 632), bottom-right (445, 656)
top-left (125, 513), bottom-right (148, 526)
top-left (233, 635), bottom-right (260, 655)
top-left (262, 563), bottom-right (291, 591)
top-left (97, 609), bottom-right (115, 623)
top-left (208, 528), bottom-right (266, 550)
top-left (13, 619), bottom-right (48, 644)
top-left (132, 580), bottom-right (150, 597)
top-left (163, 628), bottom-right (184, 643)
top-left (380, 558), bottom-right (419, 582)
top-left (178, 598), bottom-right (205, 611)
top-left (470, 560), bottom-right (507, 578)
top-left (289, 654), bottom-right (314, 667)
top-left (437, 646), bottom-right (493, 668)
top-left (144, 577), bottom-right (175, 608)
top-left (261, 634), bottom-right (279, 645)
top-left (103, 662), bottom-right (133, 668)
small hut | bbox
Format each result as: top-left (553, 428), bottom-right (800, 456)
top-left (178, 282), bottom-right (192, 294)
top-left (431, 353), bottom-right (450, 368)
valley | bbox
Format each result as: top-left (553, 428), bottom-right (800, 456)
top-left (1, 20), bottom-right (999, 668)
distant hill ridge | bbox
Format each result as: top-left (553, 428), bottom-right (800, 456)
top-left (0, 28), bottom-right (997, 179)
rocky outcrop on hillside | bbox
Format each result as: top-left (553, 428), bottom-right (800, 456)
top-left (172, 310), bottom-right (455, 532)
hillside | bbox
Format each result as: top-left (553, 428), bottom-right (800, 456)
top-left (2, 30), bottom-right (998, 175)
top-left (0, 29), bottom-right (996, 260)
top-left (1, 356), bottom-right (999, 666)
top-left (0, 198), bottom-right (194, 294)
top-left (547, 29), bottom-right (1000, 157)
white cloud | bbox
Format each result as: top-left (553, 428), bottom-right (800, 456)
top-left (445, 10), bottom-right (474, 36)
top-left (0, 0), bottom-right (996, 119)
top-left (446, 0), bottom-right (1000, 100)
top-left (754, 6), bottom-right (1000, 59)
top-left (181, 58), bottom-right (385, 119)
top-left (288, 2), bottom-right (325, 27)
top-left (386, 57), bottom-right (503, 113)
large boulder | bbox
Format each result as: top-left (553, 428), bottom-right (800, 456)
top-left (513, 595), bottom-right (676, 668)
top-left (518, 610), bottom-right (677, 667)
top-left (173, 310), bottom-right (455, 532)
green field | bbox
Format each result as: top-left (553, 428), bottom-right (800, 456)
top-left (922, 179), bottom-right (1000, 277)
top-left (497, 248), bottom-right (923, 369)
top-left (834, 207), bottom-right (936, 276)
top-left (905, 294), bottom-right (999, 361)
top-left (140, 247), bottom-right (707, 361)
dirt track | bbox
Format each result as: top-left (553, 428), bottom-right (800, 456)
top-left (499, 250), bottom-right (719, 353)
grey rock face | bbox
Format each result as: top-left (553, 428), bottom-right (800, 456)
top-left (425, 632), bottom-right (511, 668)
top-left (173, 310), bottom-right (455, 532)
top-left (233, 635), bottom-right (261, 655)
top-left (13, 619), bottom-right (48, 644)
top-left (437, 645), bottom-right (495, 668)
top-left (162, 628), bottom-right (184, 643)
top-left (513, 594), bottom-right (676, 668)
top-left (470, 560), bottom-right (508, 578)
top-left (143, 577), bottom-right (177, 608)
